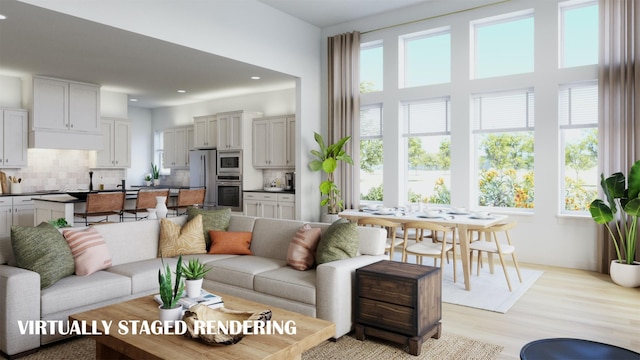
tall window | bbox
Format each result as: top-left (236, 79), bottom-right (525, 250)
top-left (473, 90), bottom-right (535, 209)
top-left (472, 11), bottom-right (534, 79)
top-left (560, 83), bottom-right (598, 212)
top-left (401, 27), bottom-right (451, 88)
top-left (402, 98), bottom-right (451, 205)
top-left (360, 104), bottom-right (384, 201)
top-left (560, 1), bottom-right (598, 68)
top-left (360, 41), bottom-right (383, 93)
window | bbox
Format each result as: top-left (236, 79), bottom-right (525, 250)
top-left (401, 28), bottom-right (451, 88)
top-left (402, 98), bottom-right (451, 205)
top-left (360, 104), bottom-right (384, 202)
top-left (560, 1), bottom-right (598, 68)
top-left (472, 90), bottom-right (535, 209)
top-left (560, 83), bottom-right (598, 212)
top-left (360, 41), bottom-right (383, 93)
top-left (472, 11), bottom-right (534, 79)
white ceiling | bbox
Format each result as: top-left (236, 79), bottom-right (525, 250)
top-left (0, 0), bottom-right (436, 109)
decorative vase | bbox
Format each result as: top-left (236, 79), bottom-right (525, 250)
top-left (145, 180), bottom-right (152, 186)
top-left (155, 196), bottom-right (168, 218)
top-left (147, 208), bottom-right (157, 220)
top-left (153, 179), bottom-right (160, 186)
top-left (158, 305), bottom-right (183, 327)
top-left (321, 213), bottom-right (340, 223)
top-left (185, 278), bottom-right (203, 298)
top-left (610, 260), bottom-right (640, 288)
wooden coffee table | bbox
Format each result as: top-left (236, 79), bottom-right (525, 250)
top-left (69, 292), bottom-right (335, 360)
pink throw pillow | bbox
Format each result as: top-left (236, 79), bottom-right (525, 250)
top-left (62, 227), bottom-right (112, 276)
top-left (287, 224), bottom-right (322, 271)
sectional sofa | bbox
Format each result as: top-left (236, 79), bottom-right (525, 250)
top-left (0, 214), bottom-right (387, 358)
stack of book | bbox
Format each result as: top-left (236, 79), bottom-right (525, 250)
top-left (155, 289), bottom-right (224, 310)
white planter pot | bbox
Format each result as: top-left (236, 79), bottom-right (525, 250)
top-left (155, 196), bottom-right (168, 218)
top-left (321, 213), bottom-right (340, 224)
top-left (185, 278), bottom-right (203, 298)
top-left (610, 260), bottom-right (640, 288)
top-left (153, 179), bottom-right (160, 186)
top-left (158, 305), bottom-right (183, 327)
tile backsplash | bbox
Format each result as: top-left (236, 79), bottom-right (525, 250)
top-left (1, 149), bottom-right (125, 193)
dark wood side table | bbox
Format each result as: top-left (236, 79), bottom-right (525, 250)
top-left (355, 260), bottom-right (442, 356)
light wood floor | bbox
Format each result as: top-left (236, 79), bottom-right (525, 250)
top-left (441, 263), bottom-right (640, 359)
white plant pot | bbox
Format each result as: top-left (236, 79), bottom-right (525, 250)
top-left (321, 213), bottom-right (340, 224)
top-left (155, 196), bottom-right (168, 218)
top-left (158, 305), bottom-right (183, 327)
top-left (185, 278), bottom-right (203, 298)
top-left (153, 179), bottom-right (160, 186)
top-left (610, 260), bottom-right (640, 288)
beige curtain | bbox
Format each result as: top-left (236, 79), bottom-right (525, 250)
top-left (327, 31), bottom-right (361, 210)
top-left (598, 0), bottom-right (640, 273)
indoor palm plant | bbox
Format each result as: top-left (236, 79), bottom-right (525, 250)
top-left (589, 160), bottom-right (640, 287)
top-left (309, 132), bottom-right (354, 216)
top-left (158, 255), bottom-right (185, 322)
top-left (182, 258), bottom-right (211, 298)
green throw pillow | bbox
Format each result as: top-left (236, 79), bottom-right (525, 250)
top-left (11, 222), bottom-right (75, 289)
top-left (316, 218), bottom-right (359, 264)
top-left (187, 207), bottom-right (231, 249)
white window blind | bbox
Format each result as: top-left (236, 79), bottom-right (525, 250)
top-left (559, 84), bottom-right (597, 127)
top-left (402, 98), bottom-right (450, 135)
top-left (360, 104), bottom-right (383, 138)
top-left (472, 90), bottom-right (535, 132)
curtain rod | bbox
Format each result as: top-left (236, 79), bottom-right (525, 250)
top-left (361, 0), bottom-right (512, 35)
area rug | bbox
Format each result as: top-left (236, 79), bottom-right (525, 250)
top-left (441, 260), bottom-right (543, 313)
top-left (3, 332), bottom-right (502, 360)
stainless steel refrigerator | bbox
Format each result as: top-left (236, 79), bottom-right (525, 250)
top-left (189, 149), bottom-right (216, 208)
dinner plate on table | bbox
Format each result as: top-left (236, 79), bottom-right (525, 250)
top-left (374, 211), bottom-right (395, 215)
top-left (469, 216), bottom-right (495, 220)
top-left (417, 214), bottom-right (443, 219)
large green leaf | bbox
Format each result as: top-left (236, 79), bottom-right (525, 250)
top-left (309, 159), bottom-right (323, 172)
top-left (628, 160), bottom-right (640, 200)
top-left (322, 158), bottom-right (337, 174)
top-left (623, 198), bottom-right (640, 217)
top-left (589, 199), bottom-right (614, 224)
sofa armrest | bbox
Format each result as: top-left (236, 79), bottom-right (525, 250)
top-left (316, 255), bottom-right (387, 338)
top-left (356, 227), bottom-right (387, 256)
top-left (0, 265), bottom-right (41, 357)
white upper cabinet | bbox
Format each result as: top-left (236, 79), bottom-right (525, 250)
top-left (0, 108), bottom-right (28, 168)
top-left (252, 114), bottom-right (295, 169)
top-left (32, 76), bottom-right (100, 133)
top-left (163, 126), bottom-right (192, 169)
top-left (193, 115), bottom-right (217, 149)
top-left (95, 118), bottom-right (131, 168)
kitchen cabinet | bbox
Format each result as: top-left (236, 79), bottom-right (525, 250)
top-left (252, 114), bottom-right (295, 169)
top-left (0, 196), bottom-right (41, 238)
top-left (95, 118), bottom-right (131, 168)
top-left (216, 111), bottom-right (261, 150)
top-left (32, 76), bottom-right (100, 133)
top-left (0, 108), bottom-right (28, 168)
top-left (163, 126), bottom-right (192, 169)
top-left (243, 192), bottom-right (295, 220)
top-left (193, 115), bottom-right (217, 149)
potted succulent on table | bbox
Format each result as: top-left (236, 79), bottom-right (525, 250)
top-left (308, 132), bottom-right (353, 222)
top-left (158, 255), bottom-right (185, 324)
top-left (144, 174), bottom-right (152, 186)
top-left (151, 163), bottom-right (160, 186)
top-left (589, 159), bottom-right (640, 287)
top-left (182, 258), bottom-right (212, 298)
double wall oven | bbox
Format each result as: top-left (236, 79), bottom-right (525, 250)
top-left (215, 150), bottom-right (242, 212)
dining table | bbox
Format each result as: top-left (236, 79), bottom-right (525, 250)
top-left (338, 208), bottom-right (508, 291)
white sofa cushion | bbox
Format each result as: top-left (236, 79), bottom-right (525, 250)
top-left (251, 218), bottom-right (308, 260)
top-left (40, 271), bottom-right (131, 316)
top-left (107, 258), bottom-right (178, 294)
top-left (204, 256), bottom-right (286, 290)
top-left (254, 267), bottom-right (317, 305)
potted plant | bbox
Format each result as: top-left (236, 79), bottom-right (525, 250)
top-left (158, 255), bottom-right (185, 324)
top-left (309, 132), bottom-right (354, 220)
top-left (589, 160), bottom-right (640, 287)
top-left (144, 174), bottom-right (152, 186)
top-left (151, 163), bottom-right (160, 186)
top-left (182, 258), bottom-right (212, 298)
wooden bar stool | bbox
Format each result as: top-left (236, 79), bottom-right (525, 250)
top-left (167, 188), bottom-right (206, 216)
top-left (74, 192), bottom-right (125, 226)
top-left (122, 189), bottom-right (169, 221)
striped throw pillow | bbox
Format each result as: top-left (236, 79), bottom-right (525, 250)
top-left (287, 224), bottom-right (322, 270)
top-left (62, 227), bottom-right (113, 276)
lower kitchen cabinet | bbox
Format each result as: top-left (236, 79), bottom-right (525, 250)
top-left (243, 192), bottom-right (295, 220)
top-left (0, 195), bottom-right (40, 238)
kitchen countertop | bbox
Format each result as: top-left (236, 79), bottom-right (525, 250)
top-left (244, 189), bottom-right (295, 194)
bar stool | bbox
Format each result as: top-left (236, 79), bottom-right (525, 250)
top-left (74, 192), bottom-right (125, 226)
top-left (122, 189), bottom-right (169, 221)
top-left (167, 188), bottom-right (206, 216)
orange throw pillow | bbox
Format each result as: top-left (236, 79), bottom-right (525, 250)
top-left (208, 231), bottom-right (253, 255)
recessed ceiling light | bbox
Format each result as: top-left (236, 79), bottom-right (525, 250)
top-left (251, 76), bottom-right (261, 80)
top-left (177, 89), bottom-right (186, 93)
top-left (0, 14), bottom-right (6, 20)
top-left (129, 98), bottom-right (138, 102)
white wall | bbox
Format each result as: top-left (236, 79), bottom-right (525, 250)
top-left (321, 0), bottom-right (600, 271)
top-left (127, 106), bottom-right (153, 185)
top-left (20, 0), bottom-right (323, 221)
top-left (0, 75), bottom-right (22, 108)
